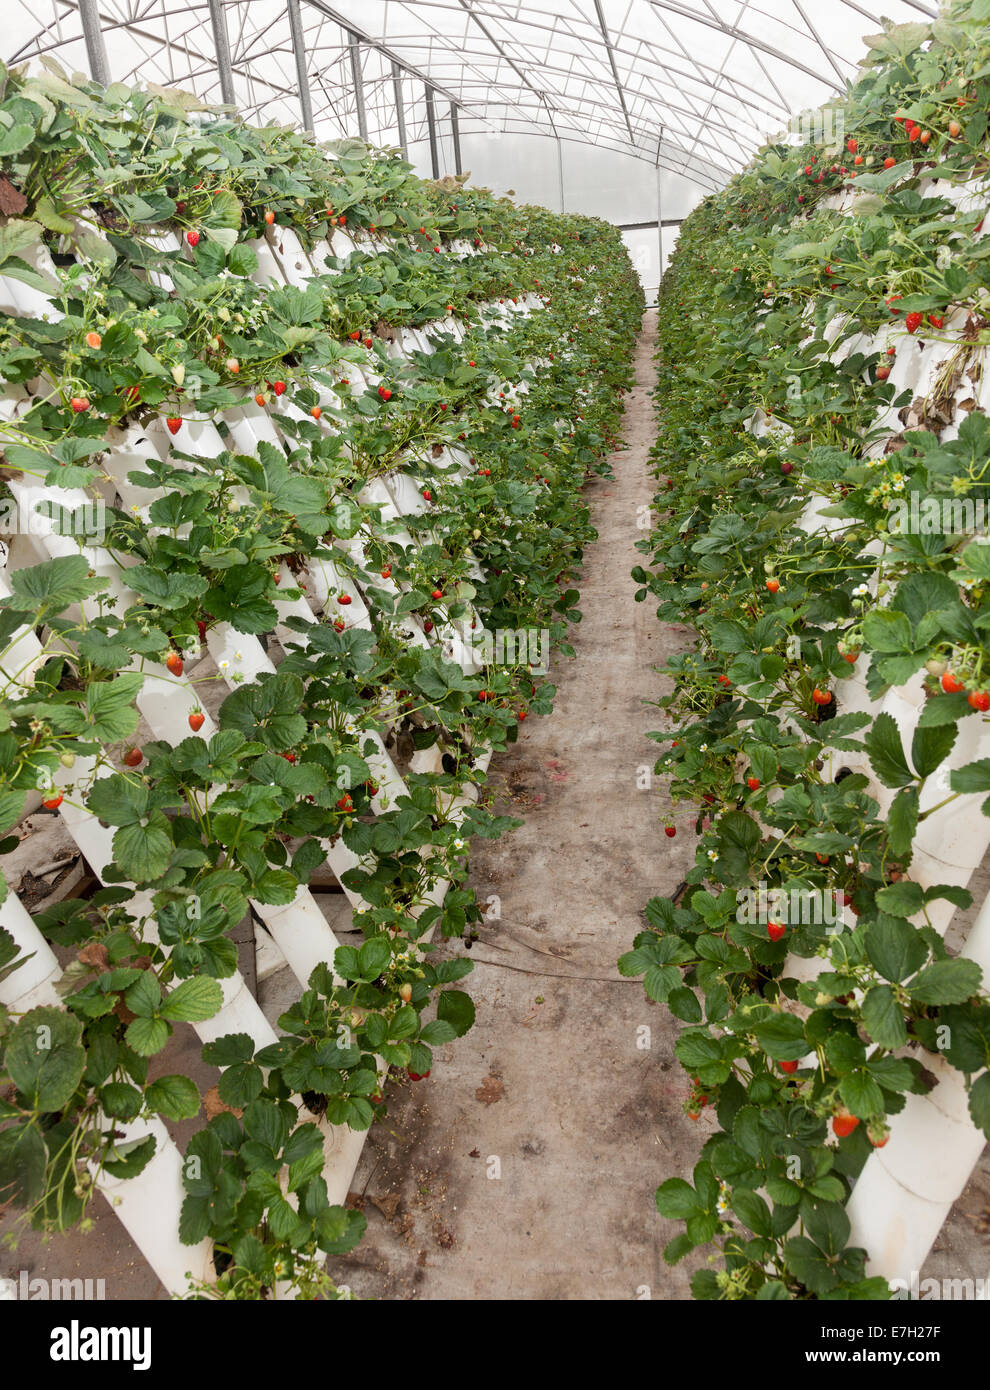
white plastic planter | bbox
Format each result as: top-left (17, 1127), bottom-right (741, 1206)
top-left (0, 891), bottom-right (214, 1294)
top-left (847, 882), bottom-right (990, 1286)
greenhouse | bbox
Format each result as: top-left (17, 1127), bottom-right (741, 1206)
top-left (0, 0), bottom-right (988, 1333)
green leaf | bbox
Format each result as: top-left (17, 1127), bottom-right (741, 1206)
top-left (731, 1187), bottom-right (772, 1237)
top-left (0, 1122), bottom-right (47, 1206)
top-left (112, 816), bottom-right (173, 882)
top-left (865, 713), bottom-right (913, 789)
top-left (161, 976), bottom-right (223, 1023)
top-left (656, 1177), bottom-right (701, 1220)
top-left (8, 555), bottom-right (95, 613)
top-left (911, 721), bottom-right (957, 779)
top-left (886, 787), bottom-right (918, 859)
top-left (124, 1015), bottom-right (170, 1057)
top-left (5, 1007), bottom-right (85, 1109)
top-left (861, 985), bottom-right (908, 1049)
top-left (146, 1074), bottom-right (201, 1120)
top-left (908, 957), bottom-right (982, 1005)
top-left (838, 1069), bottom-right (885, 1119)
top-left (865, 914), bottom-right (927, 980)
top-left (873, 880), bottom-right (925, 920)
top-left (315, 1205), bottom-right (367, 1254)
top-left (83, 674), bottom-right (144, 743)
top-left (950, 759), bottom-right (990, 794)
top-left (802, 1199), bottom-right (850, 1256)
top-left (968, 1072), bottom-right (990, 1138)
top-left (437, 989), bottom-right (475, 1037)
top-left (201, 1032), bottom-right (255, 1067)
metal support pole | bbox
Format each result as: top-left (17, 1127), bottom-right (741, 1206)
top-left (425, 85), bottom-right (439, 179)
top-left (79, 0), bottom-right (111, 87)
top-left (392, 62), bottom-right (407, 154)
top-left (655, 134), bottom-right (665, 294)
top-left (450, 103), bottom-right (462, 176)
top-left (348, 31), bottom-right (368, 141)
top-left (207, 0), bottom-right (236, 106)
top-left (287, 0), bottom-right (314, 133)
top-left (556, 135), bottom-right (565, 214)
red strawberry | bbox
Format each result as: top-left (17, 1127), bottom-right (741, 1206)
top-left (273, 380), bottom-right (286, 395)
top-left (42, 794), bottom-right (64, 810)
top-left (941, 671), bottom-right (964, 694)
top-left (832, 1112), bottom-right (859, 1138)
top-left (767, 921), bottom-right (786, 942)
top-left (905, 311), bottom-right (923, 333)
top-left (188, 711), bottom-right (205, 731)
top-left (812, 688), bottom-right (832, 705)
top-left (336, 794), bottom-right (353, 811)
top-left (70, 397), bottom-right (90, 413)
top-left (186, 230), bottom-right (200, 246)
top-left (380, 566), bottom-right (392, 579)
top-left (779, 1060), bottom-right (799, 1074)
top-left (883, 156), bottom-right (896, 168)
top-left (431, 588), bottom-right (443, 600)
top-left (928, 313), bottom-right (944, 329)
top-left (310, 405), bottom-right (322, 420)
top-left (747, 776), bottom-right (760, 790)
top-left (264, 210), bottom-right (275, 225)
top-left (123, 747), bottom-right (143, 767)
top-left (378, 385), bottom-right (392, 400)
top-left (664, 825), bottom-right (676, 838)
top-left (766, 578), bottom-right (780, 593)
top-left (165, 651), bottom-right (183, 676)
top-left (337, 593), bottom-right (352, 605)
top-left (968, 691), bottom-right (990, 712)
top-left (408, 1069), bottom-right (431, 1081)
top-left (423, 619), bottom-right (434, 633)
top-left (166, 417), bottom-right (182, 435)
top-left (877, 366), bottom-right (891, 380)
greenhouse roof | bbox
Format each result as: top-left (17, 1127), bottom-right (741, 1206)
top-left (7, 0), bottom-right (938, 189)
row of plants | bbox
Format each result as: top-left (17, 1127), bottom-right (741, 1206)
top-left (621, 0), bottom-right (990, 1299)
top-left (0, 62), bottom-right (644, 1296)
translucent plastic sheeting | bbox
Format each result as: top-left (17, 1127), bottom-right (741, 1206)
top-left (7, 0), bottom-right (937, 197)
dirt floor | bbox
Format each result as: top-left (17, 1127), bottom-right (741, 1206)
top-left (3, 309), bottom-right (988, 1301)
top-left (324, 308), bottom-right (704, 1299)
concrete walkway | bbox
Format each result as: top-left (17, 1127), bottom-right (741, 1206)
top-left (328, 309), bottom-right (707, 1299)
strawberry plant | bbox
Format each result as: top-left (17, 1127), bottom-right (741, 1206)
top-left (0, 64), bottom-right (643, 1296)
top-left (625, 0), bottom-right (990, 1300)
